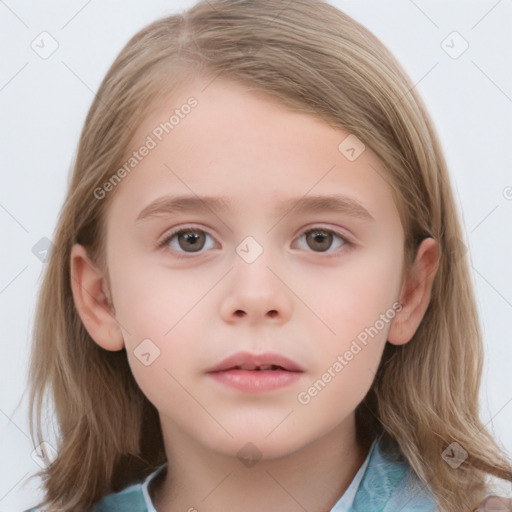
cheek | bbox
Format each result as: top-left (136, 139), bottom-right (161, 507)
top-left (299, 250), bottom-right (402, 344)
top-left (295, 261), bottom-right (396, 419)
top-left (119, 282), bottom-right (206, 414)
top-left (108, 252), bottom-right (214, 375)
top-left (126, 349), bottom-right (199, 423)
top-left (109, 247), bottom-right (210, 337)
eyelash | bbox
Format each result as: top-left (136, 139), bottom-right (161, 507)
top-left (157, 225), bottom-right (351, 258)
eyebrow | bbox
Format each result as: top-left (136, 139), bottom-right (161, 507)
top-left (135, 194), bottom-right (376, 223)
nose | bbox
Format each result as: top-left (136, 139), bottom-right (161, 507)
top-left (219, 245), bottom-right (293, 325)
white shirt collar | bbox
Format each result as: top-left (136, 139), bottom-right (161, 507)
top-left (141, 464), bottom-right (166, 512)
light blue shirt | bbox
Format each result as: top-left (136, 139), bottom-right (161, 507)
top-left (27, 435), bottom-right (438, 511)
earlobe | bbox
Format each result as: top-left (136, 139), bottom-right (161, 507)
top-left (69, 243), bottom-right (125, 351)
top-left (387, 237), bottom-right (440, 346)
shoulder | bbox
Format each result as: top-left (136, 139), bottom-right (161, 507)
top-left (351, 437), bottom-right (439, 512)
top-left (24, 464), bottom-right (166, 512)
top-left (93, 483), bottom-right (148, 511)
top-left (382, 467), bottom-right (439, 512)
top-left (23, 483), bottom-right (148, 512)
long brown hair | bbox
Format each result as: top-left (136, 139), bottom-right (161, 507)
top-left (27, 1), bottom-right (512, 510)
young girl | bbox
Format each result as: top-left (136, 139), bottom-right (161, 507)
top-left (25, 0), bottom-right (512, 511)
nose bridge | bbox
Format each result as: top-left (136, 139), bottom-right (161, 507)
top-left (233, 234), bottom-right (277, 291)
top-left (234, 235), bottom-right (267, 266)
top-left (220, 234), bottom-right (292, 321)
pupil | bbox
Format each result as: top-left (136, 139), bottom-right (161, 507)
top-left (308, 230), bottom-right (332, 252)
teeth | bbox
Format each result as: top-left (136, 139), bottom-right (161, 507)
top-left (232, 364), bottom-right (284, 371)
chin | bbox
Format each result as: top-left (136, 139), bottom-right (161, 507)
top-left (203, 423), bottom-right (315, 462)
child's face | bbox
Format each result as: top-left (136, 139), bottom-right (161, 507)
top-left (95, 78), bottom-right (412, 457)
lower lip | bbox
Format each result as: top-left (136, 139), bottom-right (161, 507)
top-left (208, 369), bottom-right (303, 393)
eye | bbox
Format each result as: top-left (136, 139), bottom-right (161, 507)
top-left (294, 227), bottom-right (348, 253)
top-left (159, 227), bottom-right (217, 254)
top-left (158, 225), bottom-right (349, 257)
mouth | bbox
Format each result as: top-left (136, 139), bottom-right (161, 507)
top-left (217, 364), bottom-right (295, 373)
top-left (207, 351), bottom-right (304, 374)
top-left (207, 352), bottom-right (304, 393)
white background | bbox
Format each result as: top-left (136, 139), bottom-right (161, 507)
top-left (1, 1), bottom-right (511, 510)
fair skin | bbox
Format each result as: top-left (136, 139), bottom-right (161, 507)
top-left (70, 78), bottom-right (439, 512)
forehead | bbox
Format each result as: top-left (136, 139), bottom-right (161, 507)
top-left (106, 77), bottom-right (401, 232)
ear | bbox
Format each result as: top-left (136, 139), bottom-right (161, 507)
top-left (387, 237), bottom-right (440, 346)
top-left (70, 243), bottom-right (125, 351)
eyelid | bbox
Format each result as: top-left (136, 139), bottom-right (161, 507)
top-left (293, 224), bottom-right (352, 244)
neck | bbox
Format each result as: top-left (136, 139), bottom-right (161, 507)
top-left (150, 416), bottom-right (371, 512)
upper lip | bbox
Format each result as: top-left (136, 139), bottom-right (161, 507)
top-left (207, 351), bottom-right (304, 373)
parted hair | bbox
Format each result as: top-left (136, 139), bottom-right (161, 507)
top-left (27, 1), bottom-right (512, 510)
